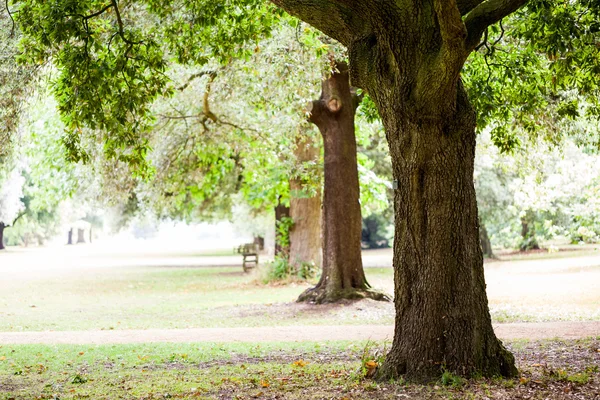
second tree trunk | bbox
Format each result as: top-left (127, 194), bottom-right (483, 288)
top-left (289, 134), bottom-right (322, 271)
top-left (297, 62), bottom-right (387, 304)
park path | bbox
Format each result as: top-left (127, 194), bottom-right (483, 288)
top-left (0, 321), bottom-right (598, 345)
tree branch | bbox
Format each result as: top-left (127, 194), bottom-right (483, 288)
top-left (307, 100), bottom-right (326, 125)
top-left (269, 0), bottom-right (363, 47)
top-left (110, 0), bottom-right (142, 45)
top-left (4, 0), bottom-right (15, 37)
top-left (176, 71), bottom-right (215, 91)
top-left (457, 0), bottom-right (485, 15)
top-left (434, 0), bottom-right (468, 47)
top-left (202, 72), bottom-right (218, 123)
top-left (464, 0), bottom-right (529, 51)
top-left (83, 3), bottom-right (113, 20)
top-left (8, 210), bottom-right (26, 228)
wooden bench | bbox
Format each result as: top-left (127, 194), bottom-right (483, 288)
top-left (235, 243), bottom-right (259, 272)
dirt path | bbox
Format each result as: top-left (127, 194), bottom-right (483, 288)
top-left (1, 321), bottom-right (598, 345)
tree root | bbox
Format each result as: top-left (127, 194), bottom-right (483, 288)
top-left (297, 285), bottom-right (391, 304)
top-left (376, 338), bottom-right (518, 383)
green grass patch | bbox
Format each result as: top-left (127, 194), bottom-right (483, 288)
top-left (2, 340), bottom-right (599, 400)
top-left (0, 341), bottom-right (381, 399)
top-left (0, 266), bottom-right (395, 332)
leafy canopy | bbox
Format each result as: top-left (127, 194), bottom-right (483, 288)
top-left (11, 0), bottom-right (278, 171)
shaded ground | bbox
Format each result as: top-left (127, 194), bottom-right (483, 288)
top-left (0, 339), bottom-right (598, 399)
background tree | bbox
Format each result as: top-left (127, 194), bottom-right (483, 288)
top-left (288, 131), bottom-right (322, 270)
top-left (0, 167), bottom-right (25, 249)
top-left (297, 62), bottom-right (387, 303)
top-left (476, 131), bottom-right (600, 251)
top-left (0, 10), bottom-right (36, 162)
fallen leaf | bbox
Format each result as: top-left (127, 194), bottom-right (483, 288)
top-left (260, 380), bottom-right (270, 388)
top-left (519, 377), bottom-right (529, 384)
top-left (0, 356), bottom-right (6, 361)
top-left (293, 360), bottom-right (308, 367)
top-left (364, 360), bottom-right (378, 378)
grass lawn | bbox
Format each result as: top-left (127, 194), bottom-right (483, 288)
top-left (1, 339), bottom-right (598, 399)
top-left (0, 264), bottom-right (396, 332)
top-left (1, 247), bottom-right (599, 399)
top-left (1, 245), bottom-right (600, 331)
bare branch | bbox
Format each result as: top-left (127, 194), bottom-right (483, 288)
top-left (5, 0), bottom-right (15, 37)
top-left (157, 113), bottom-right (260, 134)
top-left (474, 26), bottom-right (489, 51)
top-left (83, 3), bottom-right (113, 20)
top-left (157, 113), bottom-right (200, 120)
top-left (176, 71), bottom-right (215, 91)
top-left (464, 0), bottom-right (528, 51)
top-left (110, 0), bottom-right (142, 45)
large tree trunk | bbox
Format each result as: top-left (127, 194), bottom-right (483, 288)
top-left (289, 134), bottom-right (322, 270)
top-left (370, 81), bottom-right (516, 381)
top-left (250, 0), bottom-right (525, 381)
top-left (0, 223), bottom-right (5, 250)
top-left (297, 62), bottom-right (388, 304)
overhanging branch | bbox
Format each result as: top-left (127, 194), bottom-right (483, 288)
top-left (4, 0), bottom-right (15, 37)
top-left (269, 0), bottom-right (362, 47)
top-left (464, 0), bottom-right (529, 51)
top-left (83, 3), bottom-right (113, 20)
top-left (457, 0), bottom-right (485, 15)
top-left (110, 0), bottom-right (142, 45)
top-left (8, 210), bottom-right (26, 228)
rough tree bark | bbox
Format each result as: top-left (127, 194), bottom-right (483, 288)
top-left (289, 134), bottom-right (322, 270)
top-left (272, 0), bottom-right (525, 381)
top-left (297, 62), bottom-right (388, 304)
top-left (0, 223), bottom-right (5, 250)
